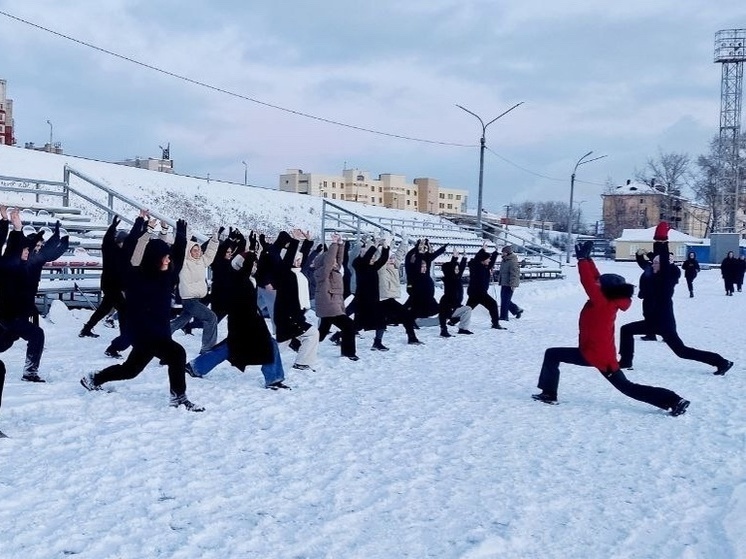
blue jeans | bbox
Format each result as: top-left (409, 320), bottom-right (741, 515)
top-left (190, 339), bottom-right (284, 386)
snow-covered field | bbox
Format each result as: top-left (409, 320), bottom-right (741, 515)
top-left (0, 259), bottom-right (743, 559)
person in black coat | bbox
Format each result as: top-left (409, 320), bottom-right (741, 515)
top-left (634, 249), bottom-right (659, 341)
top-left (209, 228), bottom-right (246, 324)
top-left (353, 240), bottom-right (390, 350)
top-left (254, 230), bottom-right (293, 328)
top-left (721, 251), bottom-right (739, 296)
top-left (438, 249), bottom-right (474, 337)
top-left (81, 217), bottom-right (205, 411)
top-left (619, 223), bottom-right (733, 376)
top-left (681, 251), bottom-right (700, 298)
top-left (79, 215), bottom-right (131, 338)
top-left (273, 231), bottom-right (320, 370)
top-left (0, 209), bottom-right (53, 382)
top-left (186, 243), bottom-right (289, 390)
top-left (466, 245), bottom-right (504, 329)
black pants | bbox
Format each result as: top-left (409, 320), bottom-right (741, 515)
top-left (93, 338), bottom-right (187, 396)
top-left (466, 292), bottom-right (500, 326)
top-left (619, 320), bottom-right (725, 369)
top-left (107, 304), bottom-right (132, 353)
top-left (380, 298), bottom-right (418, 339)
top-left (0, 318), bottom-right (45, 374)
top-left (538, 347), bottom-right (681, 410)
top-left (0, 360), bottom-right (5, 410)
top-left (685, 277), bottom-right (695, 295)
top-left (318, 315), bottom-right (357, 357)
top-left (84, 289), bottom-right (125, 330)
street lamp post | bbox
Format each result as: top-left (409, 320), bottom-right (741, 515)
top-left (457, 102), bottom-right (523, 234)
top-left (242, 161), bottom-right (248, 185)
top-left (566, 151), bottom-right (607, 263)
top-left (46, 120), bottom-right (53, 147)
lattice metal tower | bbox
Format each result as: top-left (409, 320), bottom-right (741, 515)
top-left (714, 29), bottom-right (746, 232)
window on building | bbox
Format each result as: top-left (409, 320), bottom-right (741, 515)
top-left (332, 193), bottom-right (336, 200)
top-left (448, 194), bottom-right (453, 199)
top-left (379, 187), bottom-right (383, 193)
top-left (439, 193), bottom-right (445, 199)
top-left (323, 181), bottom-right (327, 188)
top-left (323, 192), bottom-right (328, 198)
top-left (440, 203), bottom-right (444, 208)
top-left (406, 190), bottom-right (411, 195)
top-left (371, 197), bottom-right (375, 203)
top-left (339, 194), bottom-right (344, 200)
top-left (456, 195), bottom-right (461, 200)
top-left (447, 204), bottom-right (453, 209)
top-left (407, 200), bottom-right (411, 205)
top-left (370, 185), bottom-right (375, 191)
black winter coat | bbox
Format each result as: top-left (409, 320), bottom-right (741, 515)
top-left (681, 256), bottom-right (700, 280)
top-left (644, 241), bottom-right (680, 333)
top-left (352, 245), bottom-right (389, 330)
top-left (226, 252), bottom-right (275, 369)
top-left (124, 227), bottom-right (185, 345)
top-left (441, 256), bottom-right (467, 308)
top-left (467, 250), bottom-right (497, 297)
top-left (274, 238), bottom-right (312, 343)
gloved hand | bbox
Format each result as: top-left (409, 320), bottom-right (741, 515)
top-left (574, 240), bottom-right (594, 260)
top-left (218, 226), bottom-right (225, 238)
top-left (176, 219), bottom-right (187, 240)
top-left (54, 220), bottom-right (61, 236)
top-left (111, 215), bottom-right (120, 228)
top-left (636, 248), bottom-right (646, 256)
top-left (653, 221), bottom-right (670, 241)
top-left (248, 231), bottom-right (257, 252)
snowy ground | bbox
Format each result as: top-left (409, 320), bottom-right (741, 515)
top-left (0, 260), bottom-right (743, 559)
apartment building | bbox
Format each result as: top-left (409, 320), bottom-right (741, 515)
top-left (0, 79), bottom-right (15, 146)
top-left (279, 169), bottom-right (468, 215)
top-left (601, 180), bottom-right (710, 239)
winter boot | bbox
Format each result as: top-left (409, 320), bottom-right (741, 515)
top-left (266, 381), bottom-right (292, 391)
top-left (457, 328), bottom-right (474, 335)
top-left (80, 373), bottom-right (103, 391)
top-left (79, 325), bottom-right (99, 338)
top-left (371, 340), bottom-right (390, 351)
top-left (22, 372), bottom-right (45, 383)
top-left (669, 399), bottom-right (690, 417)
top-left (105, 348), bottom-right (123, 359)
top-left (440, 328), bottom-right (453, 338)
top-left (170, 392), bottom-right (205, 411)
top-left (714, 360), bottom-right (734, 376)
top-left (531, 392), bottom-right (558, 405)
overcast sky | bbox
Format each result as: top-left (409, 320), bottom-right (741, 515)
top-left (1, 1), bottom-right (745, 222)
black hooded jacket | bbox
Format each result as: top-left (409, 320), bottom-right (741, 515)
top-left (124, 231), bottom-right (186, 345)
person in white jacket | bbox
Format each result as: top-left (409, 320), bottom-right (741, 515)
top-left (377, 233), bottom-right (422, 345)
top-left (170, 231), bottom-right (219, 354)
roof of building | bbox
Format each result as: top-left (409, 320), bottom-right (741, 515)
top-left (616, 226), bottom-right (705, 243)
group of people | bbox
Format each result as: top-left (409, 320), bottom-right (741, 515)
top-left (4, 206), bottom-right (727, 428)
top-left (0, 205), bottom-right (70, 436)
top-left (0, 207), bottom-right (527, 430)
top-left (533, 222), bottom-right (733, 417)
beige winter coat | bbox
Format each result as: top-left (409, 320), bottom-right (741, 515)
top-left (178, 234), bottom-right (218, 300)
top-left (378, 238), bottom-right (408, 300)
top-left (313, 242), bottom-right (345, 317)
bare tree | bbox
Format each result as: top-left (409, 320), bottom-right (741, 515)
top-left (634, 150), bottom-right (694, 194)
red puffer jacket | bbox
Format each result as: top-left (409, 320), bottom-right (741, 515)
top-left (577, 259), bottom-right (631, 373)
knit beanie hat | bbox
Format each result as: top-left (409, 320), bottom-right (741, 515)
top-left (599, 273), bottom-right (634, 300)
